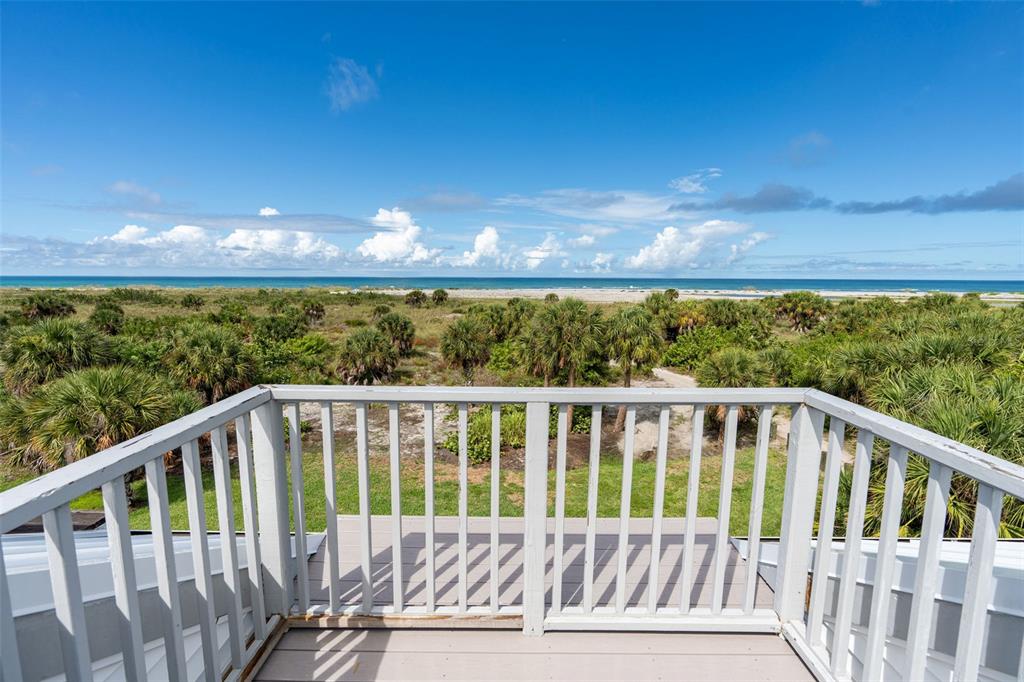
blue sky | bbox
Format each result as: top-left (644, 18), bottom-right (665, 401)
top-left (2, 1), bottom-right (1022, 278)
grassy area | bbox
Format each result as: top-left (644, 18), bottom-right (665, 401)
top-left (71, 443), bottom-right (786, 537)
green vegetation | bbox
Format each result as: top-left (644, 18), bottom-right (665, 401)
top-left (0, 286), bottom-right (1021, 538)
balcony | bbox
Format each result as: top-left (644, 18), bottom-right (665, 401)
top-left (2, 385), bottom-right (1022, 681)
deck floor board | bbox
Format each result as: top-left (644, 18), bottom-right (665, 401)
top-left (256, 516), bottom-right (808, 681)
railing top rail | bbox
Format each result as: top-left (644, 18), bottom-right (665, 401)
top-left (804, 389), bottom-right (1024, 500)
top-left (0, 385), bottom-right (273, 534)
top-left (267, 385), bottom-right (808, 404)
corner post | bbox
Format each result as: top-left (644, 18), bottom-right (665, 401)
top-left (251, 399), bottom-right (292, 616)
top-left (523, 401), bottom-right (550, 636)
top-left (774, 403), bottom-right (825, 622)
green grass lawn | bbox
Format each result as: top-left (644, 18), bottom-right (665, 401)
top-left (53, 444), bottom-right (787, 537)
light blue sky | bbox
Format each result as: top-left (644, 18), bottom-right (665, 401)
top-left (1, 2), bottom-right (1022, 278)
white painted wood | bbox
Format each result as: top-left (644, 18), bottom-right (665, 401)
top-left (458, 402), bottom-right (470, 613)
top-left (681, 404), bottom-right (705, 614)
top-left (388, 402), bottom-right (404, 612)
top-left (522, 401), bottom-right (550, 635)
top-left (0, 385), bottom-right (271, 534)
top-left (804, 388), bottom-right (1024, 500)
top-left (616, 405), bottom-right (637, 615)
top-left (743, 405), bottom-right (773, 615)
top-left (647, 405), bottom-right (670, 613)
top-left (43, 504), bottom-right (92, 682)
top-left (904, 462), bottom-right (952, 682)
top-left (182, 438), bottom-right (219, 681)
top-left (101, 475), bottom-right (146, 681)
top-left (269, 384), bottom-right (806, 406)
top-left (583, 404), bottom-right (602, 613)
top-left (711, 406), bottom-right (739, 615)
top-left (490, 403), bottom-right (501, 614)
top-left (862, 443), bottom-right (909, 682)
top-left (251, 401), bottom-right (292, 617)
top-left (235, 412), bottom-right (268, 638)
top-left (145, 458), bottom-right (188, 680)
top-left (806, 417), bottom-right (846, 646)
top-left (211, 425), bottom-right (244, 668)
top-left (320, 402), bottom-right (341, 614)
top-left (552, 404), bottom-right (569, 615)
top-left (286, 402), bottom-right (310, 613)
top-left (954, 483), bottom-right (1004, 682)
top-left (0, 542), bottom-right (23, 682)
top-left (829, 429), bottom-right (873, 677)
top-left (355, 401), bottom-right (374, 613)
top-left (774, 405), bottom-right (825, 623)
top-left (423, 402), bottom-right (436, 612)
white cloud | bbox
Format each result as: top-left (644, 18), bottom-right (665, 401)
top-left (358, 208), bottom-right (440, 264)
top-left (591, 252), bottom-right (613, 272)
top-left (455, 226), bottom-right (502, 266)
top-left (625, 219), bottom-right (755, 271)
top-left (107, 224), bottom-right (149, 244)
top-left (258, 206), bottom-right (281, 217)
top-left (82, 223), bottom-right (345, 269)
top-left (727, 231), bottom-right (771, 264)
top-left (522, 233), bottom-right (565, 270)
top-left (325, 57), bottom-right (379, 112)
top-left (669, 168), bottom-right (722, 194)
top-left (568, 234), bottom-right (596, 248)
top-left (108, 180), bottom-right (161, 205)
top-left (497, 188), bottom-right (684, 223)
top-left (217, 229), bottom-right (343, 265)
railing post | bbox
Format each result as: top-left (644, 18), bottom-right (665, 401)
top-left (251, 400), bottom-right (292, 616)
top-left (774, 403), bottom-right (825, 622)
top-left (523, 401), bottom-right (550, 636)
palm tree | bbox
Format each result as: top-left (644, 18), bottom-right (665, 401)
top-left (10, 366), bottom-right (201, 470)
top-left (441, 317), bottom-right (490, 384)
top-left (431, 289), bottom-right (449, 305)
top-left (1, 319), bottom-right (111, 394)
top-left (607, 306), bottom-right (663, 431)
top-left (377, 312), bottom-right (416, 356)
top-left (527, 298), bottom-right (604, 424)
top-left (695, 347), bottom-right (769, 431)
top-left (338, 328), bottom-right (398, 384)
top-left (163, 322), bottom-right (255, 403)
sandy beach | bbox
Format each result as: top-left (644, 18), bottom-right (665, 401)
top-left (358, 287), bottom-right (1024, 305)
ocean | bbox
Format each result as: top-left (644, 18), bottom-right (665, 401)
top-left (0, 275), bottom-right (1022, 293)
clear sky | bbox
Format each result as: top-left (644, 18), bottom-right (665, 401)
top-left (2, 1), bottom-right (1022, 279)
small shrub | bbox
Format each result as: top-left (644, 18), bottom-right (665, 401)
top-left (432, 289), bottom-right (449, 305)
top-left (181, 293), bottom-right (205, 310)
top-left (405, 290), bottom-right (428, 307)
top-left (88, 301), bottom-right (125, 334)
top-left (20, 292), bottom-right (75, 320)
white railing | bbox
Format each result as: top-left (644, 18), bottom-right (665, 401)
top-left (1, 385), bottom-right (1022, 682)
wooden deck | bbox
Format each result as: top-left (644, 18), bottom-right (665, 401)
top-left (255, 629), bottom-right (813, 681)
top-left (252, 516), bottom-right (810, 680)
top-left (301, 515), bottom-right (776, 611)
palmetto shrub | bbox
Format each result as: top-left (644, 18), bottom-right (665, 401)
top-left (88, 301), bottom-right (125, 334)
top-left (377, 313), bottom-right (416, 356)
top-left (337, 328), bottom-right (397, 385)
top-left (20, 292), bottom-right (76, 320)
top-left (441, 317), bottom-right (491, 384)
top-left (1, 319), bottom-right (111, 395)
top-left (0, 366), bottom-right (201, 470)
top-left (163, 322), bottom-right (255, 403)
